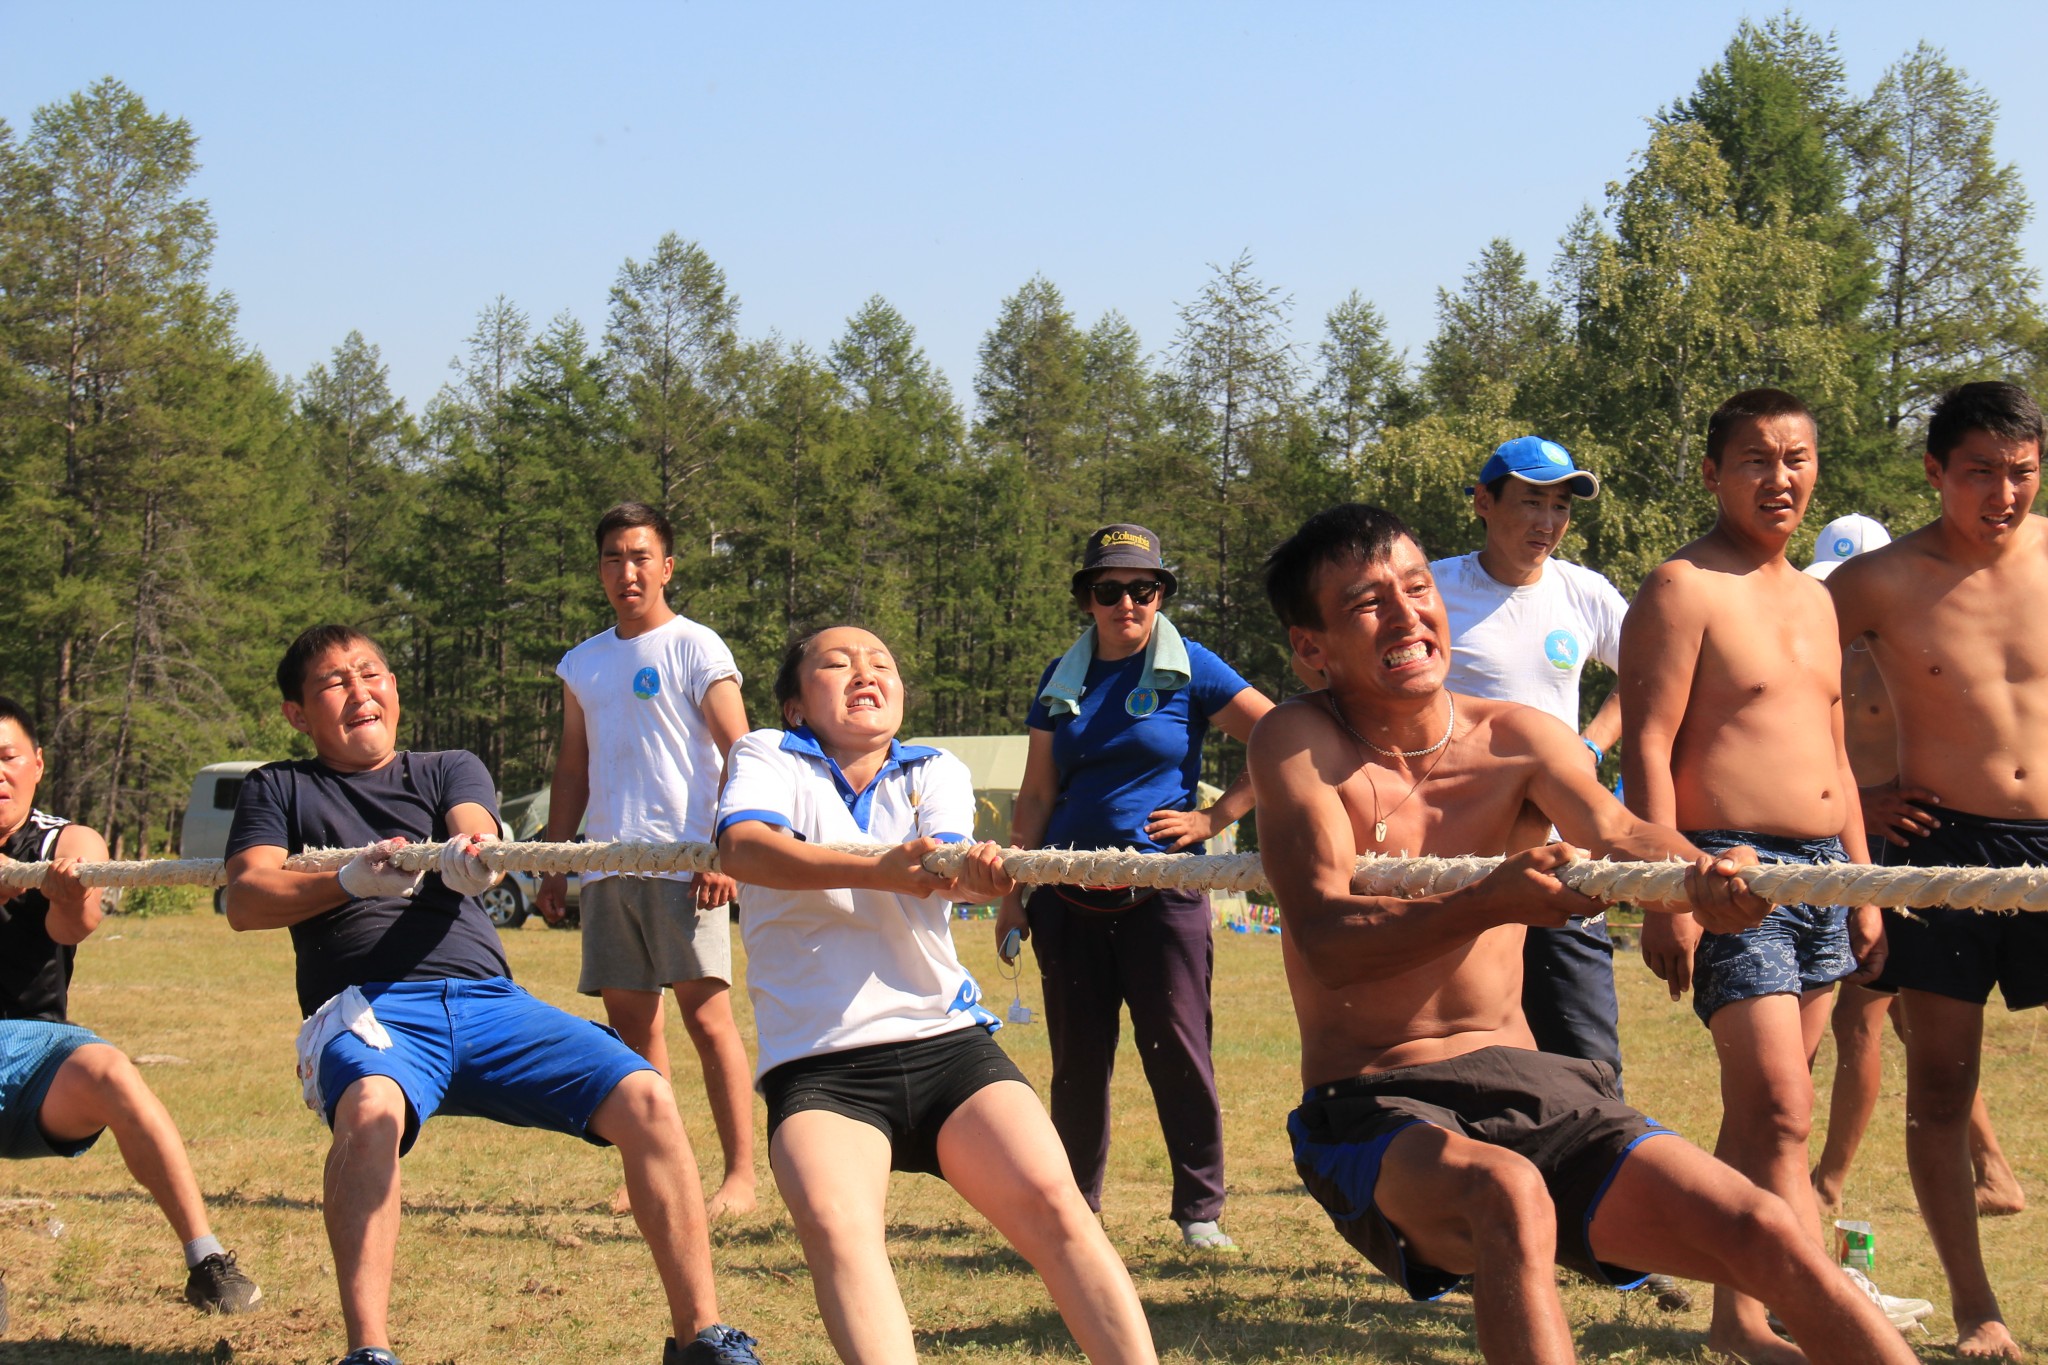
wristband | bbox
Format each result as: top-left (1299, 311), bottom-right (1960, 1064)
top-left (1581, 738), bottom-right (1604, 764)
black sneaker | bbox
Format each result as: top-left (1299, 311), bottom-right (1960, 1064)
top-left (666, 1325), bottom-right (763, 1365)
top-left (335, 1351), bottom-right (401, 1365)
top-left (185, 1252), bottom-right (263, 1314)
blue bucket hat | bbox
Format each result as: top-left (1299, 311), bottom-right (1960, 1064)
top-left (1470, 436), bottom-right (1600, 499)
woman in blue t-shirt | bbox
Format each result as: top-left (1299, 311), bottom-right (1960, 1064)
top-left (994, 524), bottom-right (1274, 1250)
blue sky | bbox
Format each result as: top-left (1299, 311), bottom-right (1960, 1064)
top-left (6, 2), bottom-right (2044, 414)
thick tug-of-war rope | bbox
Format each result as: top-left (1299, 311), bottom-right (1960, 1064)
top-left (5, 838), bottom-right (2048, 912)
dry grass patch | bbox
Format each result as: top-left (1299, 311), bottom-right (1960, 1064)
top-left (2, 911), bottom-right (2042, 1362)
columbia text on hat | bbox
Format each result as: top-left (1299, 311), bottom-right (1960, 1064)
top-left (1072, 524), bottom-right (1179, 597)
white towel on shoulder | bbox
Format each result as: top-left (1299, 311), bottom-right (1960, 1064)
top-left (294, 986), bottom-right (393, 1113)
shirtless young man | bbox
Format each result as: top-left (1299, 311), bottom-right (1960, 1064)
top-left (1803, 519), bottom-right (2024, 1223)
top-left (1621, 389), bottom-right (1919, 1361)
top-left (1828, 380), bottom-right (2048, 1361)
top-left (1249, 503), bottom-right (1914, 1365)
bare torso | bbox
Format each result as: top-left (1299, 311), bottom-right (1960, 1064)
top-left (1840, 643), bottom-right (1897, 786)
top-left (1839, 516), bottom-right (2048, 818)
top-left (1282, 693), bottom-right (1561, 1084)
top-left (1637, 550), bottom-right (1850, 838)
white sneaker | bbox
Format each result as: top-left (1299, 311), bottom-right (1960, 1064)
top-left (1842, 1264), bottom-right (1933, 1331)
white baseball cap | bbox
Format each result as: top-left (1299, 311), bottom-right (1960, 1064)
top-left (1803, 514), bottom-right (1892, 580)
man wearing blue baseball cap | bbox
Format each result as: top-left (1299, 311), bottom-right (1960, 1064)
top-left (1430, 438), bottom-right (1631, 1077)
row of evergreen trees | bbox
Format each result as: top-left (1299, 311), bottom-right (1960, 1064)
top-left (2, 15), bottom-right (2041, 856)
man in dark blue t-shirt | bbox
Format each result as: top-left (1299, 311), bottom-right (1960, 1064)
top-left (223, 626), bottom-right (760, 1365)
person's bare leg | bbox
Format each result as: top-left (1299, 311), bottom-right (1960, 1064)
top-left (1589, 1136), bottom-right (1917, 1365)
top-left (770, 1111), bottom-right (911, 1363)
top-left (588, 1069), bottom-right (720, 1345)
top-left (673, 977), bottom-right (757, 1219)
top-left (601, 987), bottom-right (670, 1215)
top-left (37, 1044), bottom-right (211, 1246)
top-left (1369, 1124), bottom-right (1575, 1365)
top-left (937, 1081), bottom-right (1156, 1365)
top-left (1898, 990), bottom-right (2018, 1359)
top-left (324, 1077), bottom-right (407, 1352)
top-left (1702, 989), bottom-right (1832, 1365)
top-left (1810, 985), bottom-right (1889, 1214)
top-left (1968, 1089), bottom-right (2025, 1218)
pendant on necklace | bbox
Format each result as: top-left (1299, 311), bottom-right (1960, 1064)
top-left (1374, 820), bottom-right (1388, 843)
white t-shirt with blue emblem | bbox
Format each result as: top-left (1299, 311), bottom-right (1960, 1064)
top-left (1430, 552), bottom-right (1629, 730)
top-left (555, 614), bottom-right (741, 881)
top-left (715, 728), bottom-right (997, 1080)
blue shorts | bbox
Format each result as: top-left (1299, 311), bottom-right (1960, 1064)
top-left (1684, 830), bottom-right (1856, 1025)
top-left (0, 1020), bottom-right (107, 1160)
top-left (314, 978), bottom-right (654, 1155)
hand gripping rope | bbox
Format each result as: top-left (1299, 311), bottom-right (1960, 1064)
top-left (6, 839), bottom-right (2048, 912)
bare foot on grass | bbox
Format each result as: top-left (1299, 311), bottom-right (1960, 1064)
top-left (1709, 1315), bottom-right (1808, 1365)
top-left (705, 1177), bottom-right (757, 1221)
top-left (1956, 1317), bottom-right (2023, 1360)
top-left (608, 1182), bottom-right (633, 1216)
top-left (1974, 1159), bottom-right (2027, 1218)
top-left (1707, 1330), bottom-right (1808, 1365)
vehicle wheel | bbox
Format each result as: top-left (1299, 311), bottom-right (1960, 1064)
top-left (480, 881), bottom-right (527, 929)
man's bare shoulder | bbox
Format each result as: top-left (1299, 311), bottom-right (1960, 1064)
top-left (1830, 527), bottom-right (1939, 605)
top-left (1252, 692), bottom-right (1343, 753)
top-left (1629, 551), bottom-right (1718, 622)
top-left (1460, 692), bottom-right (1569, 755)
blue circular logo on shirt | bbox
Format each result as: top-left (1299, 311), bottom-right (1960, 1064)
top-left (632, 667), bottom-right (661, 700)
top-left (1543, 630), bottom-right (1580, 672)
top-left (1125, 687), bottom-right (1159, 717)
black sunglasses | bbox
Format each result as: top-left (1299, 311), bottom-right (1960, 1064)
top-left (1089, 579), bottom-right (1164, 606)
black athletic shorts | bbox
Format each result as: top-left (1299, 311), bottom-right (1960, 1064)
top-left (1873, 804), bottom-right (2048, 1010)
top-left (761, 1027), bottom-right (1027, 1176)
top-left (1288, 1046), bottom-right (1675, 1299)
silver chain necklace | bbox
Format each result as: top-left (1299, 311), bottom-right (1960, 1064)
top-left (1327, 692), bottom-right (1456, 760)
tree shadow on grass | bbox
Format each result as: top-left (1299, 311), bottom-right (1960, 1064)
top-left (911, 1289), bottom-right (1490, 1362)
top-left (0, 1337), bottom-right (221, 1364)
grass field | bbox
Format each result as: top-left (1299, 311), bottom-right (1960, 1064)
top-left (3, 909), bottom-right (2043, 1364)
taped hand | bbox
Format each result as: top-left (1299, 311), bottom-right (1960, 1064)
top-left (436, 833), bottom-right (504, 897)
top-left (338, 838), bottom-right (425, 900)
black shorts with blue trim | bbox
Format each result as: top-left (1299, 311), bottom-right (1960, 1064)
top-left (1289, 1046), bottom-right (1674, 1299)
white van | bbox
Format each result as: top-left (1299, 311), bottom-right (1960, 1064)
top-left (181, 762), bottom-right (269, 913)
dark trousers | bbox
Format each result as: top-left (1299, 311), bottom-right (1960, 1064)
top-left (1024, 884), bottom-right (1226, 1224)
top-left (1521, 915), bottom-right (1625, 1092)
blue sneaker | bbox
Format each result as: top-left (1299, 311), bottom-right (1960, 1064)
top-left (335, 1350), bottom-right (401, 1365)
top-left (666, 1325), bottom-right (763, 1365)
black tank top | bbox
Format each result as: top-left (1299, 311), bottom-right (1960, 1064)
top-left (1, 810), bottom-right (75, 1022)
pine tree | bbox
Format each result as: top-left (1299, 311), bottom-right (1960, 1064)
top-left (1313, 290), bottom-right (1406, 473)
top-left (1858, 42), bottom-right (2044, 432)
top-left (1421, 240), bottom-right (1560, 415)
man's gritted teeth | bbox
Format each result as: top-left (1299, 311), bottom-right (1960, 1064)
top-left (1382, 640), bottom-right (1434, 670)
top-left (345, 710), bottom-right (384, 732)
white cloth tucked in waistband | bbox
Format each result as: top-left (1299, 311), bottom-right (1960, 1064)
top-left (294, 986), bottom-right (392, 1113)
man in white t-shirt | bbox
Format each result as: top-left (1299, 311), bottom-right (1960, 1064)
top-left (1430, 437), bottom-right (1632, 1087)
top-left (539, 502), bottom-right (756, 1219)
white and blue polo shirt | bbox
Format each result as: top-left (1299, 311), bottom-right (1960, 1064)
top-left (716, 727), bottom-right (994, 1079)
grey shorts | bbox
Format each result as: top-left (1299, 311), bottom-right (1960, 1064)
top-left (577, 875), bottom-right (732, 993)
